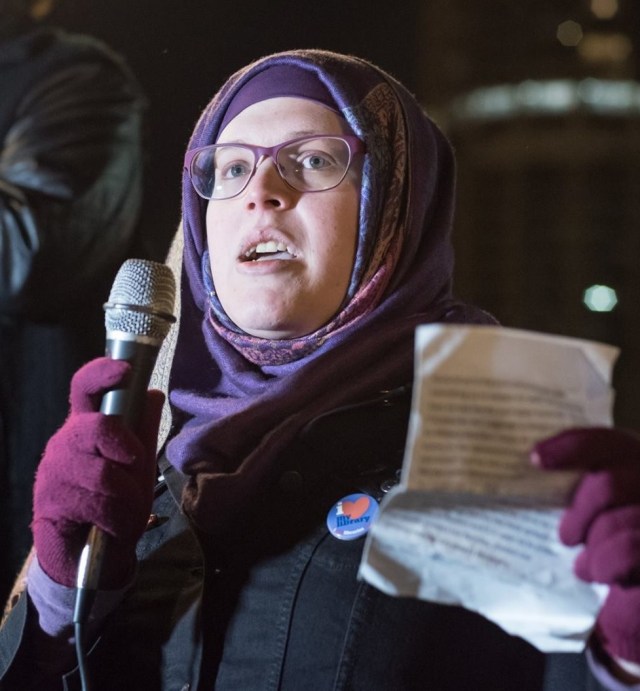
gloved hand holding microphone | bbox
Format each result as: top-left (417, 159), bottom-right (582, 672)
top-left (31, 259), bottom-right (175, 591)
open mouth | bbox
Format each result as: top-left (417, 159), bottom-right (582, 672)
top-left (242, 240), bottom-right (297, 262)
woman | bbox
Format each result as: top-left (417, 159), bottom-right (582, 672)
top-left (1, 49), bottom-right (640, 690)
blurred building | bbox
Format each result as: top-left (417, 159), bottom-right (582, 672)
top-left (417, 1), bottom-right (640, 429)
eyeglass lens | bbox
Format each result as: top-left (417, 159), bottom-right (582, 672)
top-left (190, 136), bottom-right (353, 200)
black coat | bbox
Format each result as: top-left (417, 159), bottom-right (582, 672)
top-left (0, 387), bottom-right (609, 690)
top-left (0, 22), bottom-right (145, 597)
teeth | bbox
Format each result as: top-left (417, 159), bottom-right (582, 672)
top-left (257, 241), bottom-right (288, 253)
top-left (245, 241), bottom-right (292, 258)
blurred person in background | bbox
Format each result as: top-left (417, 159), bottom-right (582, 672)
top-left (0, 0), bottom-right (146, 602)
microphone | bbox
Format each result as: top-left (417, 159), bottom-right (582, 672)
top-left (73, 258), bottom-right (176, 623)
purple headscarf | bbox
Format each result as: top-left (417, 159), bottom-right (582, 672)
top-left (217, 63), bottom-right (340, 134)
top-left (167, 49), bottom-right (495, 533)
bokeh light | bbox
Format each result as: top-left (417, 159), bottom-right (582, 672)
top-left (578, 33), bottom-right (633, 65)
top-left (557, 20), bottom-right (584, 47)
top-left (583, 285), bottom-right (618, 312)
top-left (590, 0), bottom-right (619, 20)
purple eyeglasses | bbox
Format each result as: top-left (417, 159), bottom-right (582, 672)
top-left (184, 134), bottom-right (365, 200)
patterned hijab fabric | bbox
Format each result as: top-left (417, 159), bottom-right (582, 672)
top-left (167, 49), bottom-right (495, 533)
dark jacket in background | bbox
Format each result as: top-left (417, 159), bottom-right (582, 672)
top-left (0, 21), bottom-right (146, 600)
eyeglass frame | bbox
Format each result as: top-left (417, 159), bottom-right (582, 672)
top-left (183, 133), bottom-right (366, 201)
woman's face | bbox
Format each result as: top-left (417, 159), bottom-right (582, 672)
top-left (206, 97), bottom-right (361, 340)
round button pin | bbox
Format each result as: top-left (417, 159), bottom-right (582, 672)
top-left (326, 493), bottom-right (378, 541)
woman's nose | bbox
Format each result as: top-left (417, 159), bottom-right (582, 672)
top-left (244, 156), bottom-right (296, 209)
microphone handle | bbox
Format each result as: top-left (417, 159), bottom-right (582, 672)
top-left (75, 336), bottom-right (160, 598)
top-left (100, 336), bottom-right (162, 425)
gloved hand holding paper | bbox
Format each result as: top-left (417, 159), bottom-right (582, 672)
top-left (359, 324), bottom-right (619, 652)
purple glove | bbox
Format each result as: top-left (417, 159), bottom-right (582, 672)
top-left (32, 357), bottom-right (164, 589)
top-left (531, 427), bottom-right (640, 664)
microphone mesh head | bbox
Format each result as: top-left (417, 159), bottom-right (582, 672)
top-left (105, 259), bottom-right (176, 340)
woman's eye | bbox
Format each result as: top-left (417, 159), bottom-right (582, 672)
top-left (219, 161), bottom-right (251, 179)
top-left (298, 152), bottom-right (333, 170)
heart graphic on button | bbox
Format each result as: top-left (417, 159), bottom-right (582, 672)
top-left (327, 493), bottom-right (378, 541)
top-left (341, 496), bottom-right (369, 520)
